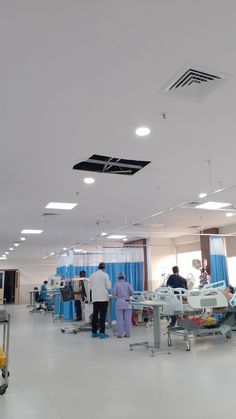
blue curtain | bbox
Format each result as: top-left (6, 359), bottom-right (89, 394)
top-left (210, 236), bottom-right (229, 286)
top-left (55, 262), bottom-right (144, 321)
top-left (56, 262), bottom-right (143, 291)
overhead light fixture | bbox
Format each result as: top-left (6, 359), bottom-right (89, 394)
top-left (135, 127), bottom-right (151, 137)
top-left (84, 177), bottom-right (95, 184)
top-left (101, 232), bottom-right (107, 236)
top-left (20, 237), bottom-right (26, 241)
top-left (82, 250), bottom-right (87, 253)
top-left (74, 249), bottom-right (83, 253)
top-left (9, 248), bottom-right (14, 251)
top-left (21, 230), bottom-right (43, 234)
top-left (199, 193), bottom-right (207, 199)
top-left (42, 256), bottom-right (48, 259)
top-left (0, 257), bottom-right (6, 260)
top-left (195, 202), bottom-right (231, 210)
top-left (108, 235), bottom-right (127, 239)
top-left (226, 212), bottom-right (234, 217)
top-left (1, 255), bottom-right (7, 258)
top-left (123, 238), bottom-right (128, 242)
top-left (45, 202), bottom-right (77, 210)
top-left (5, 252), bottom-right (9, 255)
top-left (14, 243), bottom-right (19, 247)
top-left (50, 252), bottom-right (55, 256)
top-left (214, 188), bottom-right (224, 193)
top-left (63, 247), bottom-right (67, 251)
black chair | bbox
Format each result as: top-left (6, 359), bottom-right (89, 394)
top-left (35, 291), bottom-right (47, 311)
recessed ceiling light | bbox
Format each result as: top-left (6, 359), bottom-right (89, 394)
top-left (226, 212), bottom-right (234, 217)
top-left (20, 237), bottom-right (26, 241)
top-left (50, 252), bottom-right (55, 256)
top-left (21, 230), bottom-right (43, 234)
top-left (63, 247), bottom-right (67, 251)
top-left (45, 202), bottom-right (77, 210)
top-left (14, 243), bottom-right (19, 247)
top-left (123, 238), bottom-right (128, 242)
top-left (5, 251), bottom-right (9, 255)
top-left (82, 250), bottom-right (87, 253)
top-left (74, 249), bottom-right (83, 253)
top-left (9, 248), bottom-right (14, 251)
top-left (101, 232), bottom-right (107, 236)
top-left (199, 193), bottom-right (207, 199)
top-left (108, 235), bottom-right (127, 239)
top-left (84, 177), bottom-right (95, 184)
top-left (42, 256), bottom-right (48, 259)
top-left (135, 127), bottom-right (151, 137)
top-left (195, 202), bottom-right (231, 210)
top-left (2, 255), bottom-right (7, 258)
top-left (0, 257), bottom-right (6, 260)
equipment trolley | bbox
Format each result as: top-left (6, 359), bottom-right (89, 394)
top-left (167, 318), bottom-right (232, 351)
top-left (0, 307), bottom-right (10, 395)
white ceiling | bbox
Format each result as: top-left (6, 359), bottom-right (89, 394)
top-left (1, 0), bottom-right (236, 265)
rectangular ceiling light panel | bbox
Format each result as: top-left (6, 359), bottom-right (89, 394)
top-left (21, 229), bottom-right (43, 234)
top-left (45, 202), bottom-right (77, 210)
top-left (73, 154), bottom-right (151, 176)
top-left (107, 235), bottom-right (127, 239)
top-left (195, 202), bottom-right (231, 210)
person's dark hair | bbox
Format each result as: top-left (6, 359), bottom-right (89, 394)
top-left (98, 262), bottom-right (105, 270)
top-left (229, 285), bottom-right (234, 294)
top-left (43, 280), bottom-right (48, 284)
top-left (79, 270), bottom-right (86, 277)
top-left (172, 266), bottom-right (179, 274)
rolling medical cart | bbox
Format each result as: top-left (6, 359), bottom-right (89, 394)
top-left (0, 308), bottom-right (10, 395)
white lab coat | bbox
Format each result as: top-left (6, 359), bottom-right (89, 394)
top-left (90, 269), bottom-right (111, 302)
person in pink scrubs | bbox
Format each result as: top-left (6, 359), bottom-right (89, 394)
top-left (113, 273), bottom-right (134, 338)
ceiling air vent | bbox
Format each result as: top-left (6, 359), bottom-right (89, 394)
top-left (188, 225), bottom-right (201, 229)
top-left (184, 201), bottom-right (200, 207)
top-left (161, 64), bottom-right (230, 100)
top-left (73, 154), bottom-right (151, 176)
top-left (42, 212), bottom-right (59, 216)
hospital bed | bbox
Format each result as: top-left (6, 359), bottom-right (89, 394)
top-left (132, 291), bottom-right (154, 326)
top-left (153, 282), bottom-right (235, 350)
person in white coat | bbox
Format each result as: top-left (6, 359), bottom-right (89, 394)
top-left (90, 262), bottom-right (111, 339)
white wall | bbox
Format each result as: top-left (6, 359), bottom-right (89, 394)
top-left (224, 236), bottom-right (236, 258)
top-left (219, 226), bottom-right (236, 285)
top-left (147, 237), bottom-right (202, 291)
top-left (0, 261), bottom-right (56, 304)
top-left (20, 263), bottom-right (57, 304)
top-left (148, 238), bottom-right (176, 290)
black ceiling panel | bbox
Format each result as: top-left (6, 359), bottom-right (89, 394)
top-left (73, 154), bottom-right (151, 176)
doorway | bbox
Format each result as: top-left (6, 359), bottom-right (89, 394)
top-left (0, 270), bottom-right (20, 304)
top-left (4, 271), bottom-right (16, 303)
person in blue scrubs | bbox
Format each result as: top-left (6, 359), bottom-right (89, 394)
top-left (39, 280), bottom-right (53, 311)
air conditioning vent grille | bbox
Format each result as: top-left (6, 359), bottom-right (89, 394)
top-left (161, 64), bottom-right (230, 100)
top-left (42, 212), bottom-right (59, 216)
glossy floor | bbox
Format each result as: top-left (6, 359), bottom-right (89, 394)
top-left (1, 305), bottom-right (236, 419)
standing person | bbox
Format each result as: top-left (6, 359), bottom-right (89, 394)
top-left (90, 262), bottom-right (111, 339)
top-left (113, 273), bottom-right (134, 338)
top-left (74, 270), bottom-right (86, 321)
top-left (199, 269), bottom-right (210, 288)
top-left (166, 266), bottom-right (188, 327)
